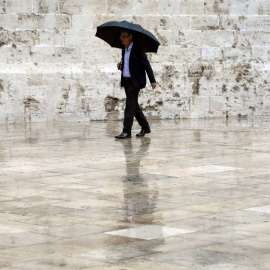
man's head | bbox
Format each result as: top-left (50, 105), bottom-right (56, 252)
top-left (120, 29), bottom-right (133, 48)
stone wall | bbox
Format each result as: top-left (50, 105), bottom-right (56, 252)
top-left (0, 0), bottom-right (269, 123)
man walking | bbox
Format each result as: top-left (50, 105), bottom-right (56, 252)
top-left (115, 29), bottom-right (157, 139)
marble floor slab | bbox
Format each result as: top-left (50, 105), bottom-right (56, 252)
top-left (105, 225), bottom-right (195, 240)
top-left (0, 118), bottom-right (270, 269)
top-left (244, 204), bottom-right (270, 213)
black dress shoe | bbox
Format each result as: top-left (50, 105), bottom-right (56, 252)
top-left (115, 132), bottom-right (131, 139)
top-left (136, 127), bottom-right (151, 137)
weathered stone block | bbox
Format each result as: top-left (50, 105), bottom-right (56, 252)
top-left (83, 0), bottom-right (107, 14)
top-left (203, 30), bottom-right (235, 47)
top-left (185, 30), bottom-right (205, 47)
top-left (39, 30), bottom-right (63, 46)
top-left (237, 31), bottom-right (270, 47)
top-left (23, 95), bottom-right (47, 123)
top-left (160, 101), bottom-right (181, 119)
top-left (107, 0), bottom-right (133, 15)
top-left (251, 46), bottom-right (270, 62)
top-left (7, 30), bottom-right (40, 46)
top-left (262, 97), bottom-right (270, 116)
top-left (92, 15), bottom-right (133, 30)
top-left (230, 0), bottom-right (259, 15)
top-left (82, 46), bottom-right (118, 66)
top-left (0, 45), bottom-right (31, 64)
top-left (157, 64), bottom-right (180, 86)
top-left (206, 110), bottom-right (225, 118)
top-left (202, 46), bottom-right (222, 61)
top-left (0, 0), bottom-right (5, 14)
top-left (199, 76), bottom-right (228, 96)
top-left (222, 47), bottom-right (252, 62)
top-left (59, 3), bottom-right (82, 15)
top-left (5, 0), bottom-right (32, 14)
top-left (59, 0), bottom-right (106, 15)
top-left (191, 15), bottom-right (220, 30)
top-left (149, 46), bottom-right (201, 64)
top-left (190, 96), bottom-right (209, 111)
top-left (133, 16), bottom-right (171, 30)
top-left (30, 46), bottom-right (81, 64)
top-left (64, 30), bottom-right (97, 46)
top-left (179, 0), bottom-right (205, 15)
top-left (210, 96), bottom-right (225, 111)
top-left (0, 30), bottom-right (10, 46)
top-left (220, 15), bottom-right (246, 31)
top-left (56, 15), bottom-right (71, 30)
top-left (134, 0), bottom-right (159, 15)
top-left (173, 32), bottom-right (197, 48)
top-left (189, 110), bottom-right (206, 118)
top-left (17, 14), bottom-right (71, 30)
top-left (33, 0), bottom-right (59, 14)
top-left (162, 30), bottom-right (204, 47)
top-left (222, 15), bottom-right (269, 33)
top-left (0, 14), bottom-right (18, 29)
top-left (179, 111), bottom-right (190, 118)
top-left (204, 0), bottom-right (230, 15)
top-left (171, 15), bottom-right (191, 31)
top-left (176, 97), bottom-right (190, 111)
top-left (167, 47), bottom-right (202, 63)
top-left (71, 14), bottom-right (92, 30)
top-left (153, 30), bottom-right (180, 46)
top-left (245, 15), bottom-right (270, 31)
top-left (158, 0), bottom-right (181, 15)
top-left (187, 63), bottom-right (215, 78)
top-left (258, 1), bottom-right (270, 15)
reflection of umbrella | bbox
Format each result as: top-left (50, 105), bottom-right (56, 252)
top-left (95, 20), bottom-right (160, 53)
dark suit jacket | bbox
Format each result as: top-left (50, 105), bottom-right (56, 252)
top-left (120, 43), bottom-right (156, 89)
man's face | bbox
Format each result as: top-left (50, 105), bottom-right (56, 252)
top-left (120, 31), bottom-right (132, 46)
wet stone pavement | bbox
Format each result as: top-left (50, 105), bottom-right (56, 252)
top-left (0, 118), bottom-right (270, 270)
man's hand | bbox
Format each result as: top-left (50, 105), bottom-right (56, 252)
top-left (117, 62), bottom-right (122, 70)
top-left (151, 83), bottom-right (157, 89)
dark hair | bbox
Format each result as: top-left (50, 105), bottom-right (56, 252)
top-left (120, 28), bottom-right (133, 36)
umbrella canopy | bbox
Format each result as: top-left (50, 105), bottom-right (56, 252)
top-left (95, 20), bottom-right (160, 53)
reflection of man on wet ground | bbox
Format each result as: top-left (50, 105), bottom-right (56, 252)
top-left (117, 138), bottom-right (159, 223)
top-left (119, 137), bottom-right (151, 179)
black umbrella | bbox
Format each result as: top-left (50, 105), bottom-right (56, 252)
top-left (95, 20), bottom-right (160, 53)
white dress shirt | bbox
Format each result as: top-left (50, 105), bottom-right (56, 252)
top-left (123, 42), bottom-right (133, 78)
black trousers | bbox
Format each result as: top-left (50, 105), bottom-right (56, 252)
top-left (123, 78), bottom-right (149, 132)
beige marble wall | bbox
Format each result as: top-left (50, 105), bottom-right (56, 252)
top-left (0, 0), bottom-right (269, 123)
